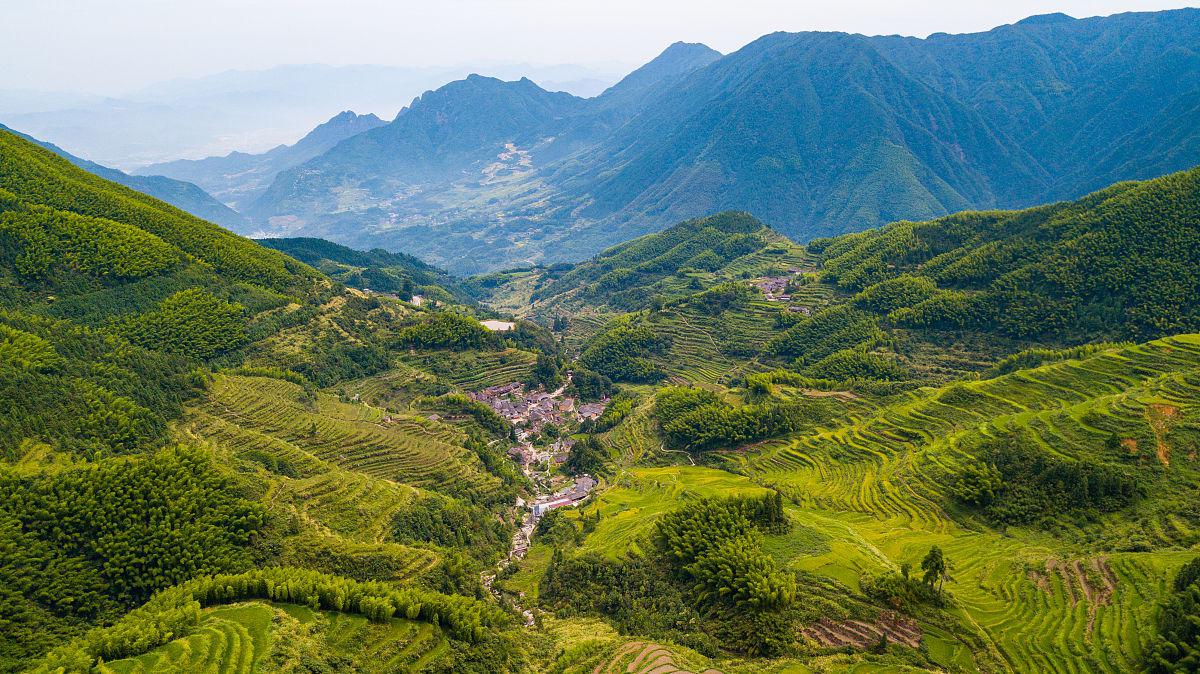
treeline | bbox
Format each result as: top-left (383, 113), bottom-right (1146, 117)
top-left (950, 432), bottom-right (1140, 525)
top-left (982, 342), bottom-right (1130, 378)
top-left (0, 130), bottom-right (314, 291)
top-left (31, 566), bottom-right (514, 673)
top-left (540, 494), bottom-right (793, 656)
top-left (654, 386), bottom-right (835, 451)
top-left (1146, 557), bottom-right (1200, 672)
top-left (813, 166), bottom-right (1200, 342)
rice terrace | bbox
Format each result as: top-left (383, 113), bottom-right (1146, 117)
top-left (3, 2), bottom-right (1200, 673)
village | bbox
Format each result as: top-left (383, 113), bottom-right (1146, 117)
top-left (473, 374), bottom-right (606, 622)
top-left (750, 267), bottom-right (815, 315)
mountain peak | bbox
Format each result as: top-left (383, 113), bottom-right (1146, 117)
top-left (299, 110), bottom-right (386, 146)
top-left (597, 41), bottom-right (721, 106)
top-left (659, 41), bottom-right (721, 59)
top-left (1015, 12), bottom-right (1075, 26)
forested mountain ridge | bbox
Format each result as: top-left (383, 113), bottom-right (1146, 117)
top-left (0, 123), bottom-right (248, 230)
top-left (258, 235), bottom-right (475, 304)
top-left (813, 166), bottom-right (1200, 342)
top-left (0, 130), bottom-right (545, 671)
top-left (246, 9), bottom-right (1200, 272)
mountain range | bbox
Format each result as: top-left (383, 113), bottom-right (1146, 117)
top-left (218, 9), bottom-right (1200, 273)
top-left (139, 110), bottom-right (386, 211)
top-left (5, 70), bottom-right (1200, 670)
top-left (0, 63), bottom-right (627, 169)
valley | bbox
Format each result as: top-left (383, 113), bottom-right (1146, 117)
top-left (2, 7), bottom-right (1200, 672)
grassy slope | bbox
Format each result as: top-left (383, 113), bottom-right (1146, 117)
top-left (525, 335), bottom-right (1200, 672)
top-left (98, 601), bottom-right (452, 674)
top-left (0, 130), bottom-right (539, 669)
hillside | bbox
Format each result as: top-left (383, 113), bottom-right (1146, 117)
top-left (246, 9), bottom-right (1200, 272)
top-left (6, 113), bottom-right (1200, 672)
top-left (141, 110), bottom-right (386, 211)
top-left (257, 236), bottom-right (473, 303)
top-left (480, 211), bottom-right (811, 316)
top-left (0, 123), bottom-right (248, 230)
top-left (0, 129), bottom-right (543, 671)
top-left (552, 167), bottom-right (1200, 391)
top-left (814, 166), bottom-right (1200, 342)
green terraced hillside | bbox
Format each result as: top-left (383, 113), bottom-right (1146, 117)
top-left (6, 103), bottom-right (1200, 674)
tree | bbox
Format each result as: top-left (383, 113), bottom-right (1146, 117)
top-left (921, 546), bottom-right (949, 596)
top-left (526, 354), bottom-right (562, 390)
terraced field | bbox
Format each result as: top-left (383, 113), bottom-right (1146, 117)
top-left (544, 618), bottom-right (724, 674)
top-left (545, 336), bottom-right (1200, 672)
top-left (187, 373), bottom-right (503, 498)
top-left (98, 602), bottom-right (452, 674)
top-left (641, 301), bottom-right (781, 387)
top-left (717, 335), bottom-right (1200, 672)
top-left (173, 372), bottom-right (510, 584)
top-left (567, 466), bottom-right (774, 558)
top-left (99, 604), bottom-right (274, 674)
top-left (398, 347), bottom-right (536, 390)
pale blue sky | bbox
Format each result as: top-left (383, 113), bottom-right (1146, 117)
top-left (3, 0), bottom-right (1196, 94)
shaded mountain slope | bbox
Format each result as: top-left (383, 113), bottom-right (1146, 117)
top-left (249, 9), bottom-right (1200, 272)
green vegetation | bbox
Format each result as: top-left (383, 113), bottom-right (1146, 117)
top-left (118, 288), bottom-right (247, 360)
top-left (654, 386), bottom-right (835, 451)
top-left (396, 311), bottom-right (496, 350)
top-left (579, 319), bottom-right (672, 382)
top-left (1147, 558), bottom-right (1200, 672)
top-left (8, 120), bottom-right (1200, 674)
top-left (817, 167), bottom-right (1200, 341)
top-left (527, 212), bottom-right (806, 312)
top-left (951, 431), bottom-right (1141, 526)
top-left (0, 447), bottom-right (262, 668)
top-left (258, 236), bottom-right (473, 302)
top-left (0, 131), bottom-right (311, 291)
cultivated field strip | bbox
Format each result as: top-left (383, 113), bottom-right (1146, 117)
top-left (731, 335), bottom-right (1200, 673)
top-left (99, 602), bottom-right (452, 674)
top-left (192, 374), bottom-right (502, 498)
top-left (99, 604), bottom-right (273, 674)
top-left (399, 348), bottom-right (536, 390)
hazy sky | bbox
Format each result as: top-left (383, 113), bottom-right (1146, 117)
top-left (3, 0), bottom-right (1196, 94)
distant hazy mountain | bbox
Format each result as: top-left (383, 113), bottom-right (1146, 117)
top-left (1, 63), bottom-right (625, 168)
top-left (246, 42), bottom-right (724, 266)
top-left (0, 123), bottom-right (247, 230)
top-left (140, 111), bottom-right (385, 210)
top-left (247, 9), bottom-right (1200, 273)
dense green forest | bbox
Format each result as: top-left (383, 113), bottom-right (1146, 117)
top-left (258, 236), bottom-right (474, 303)
top-left (4, 120), bottom-right (1200, 674)
top-left (0, 129), bottom-right (544, 672)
